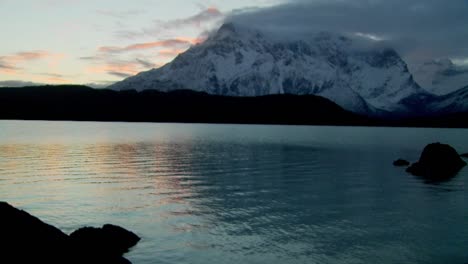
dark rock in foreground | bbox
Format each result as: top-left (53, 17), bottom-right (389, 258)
top-left (406, 143), bottom-right (467, 180)
top-left (0, 201), bottom-right (140, 264)
top-left (0, 201), bottom-right (70, 263)
top-left (393, 159), bottom-right (410, 166)
top-left (70, 224), bottom-right (141, 263)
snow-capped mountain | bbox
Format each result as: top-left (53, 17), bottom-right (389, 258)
top-left (430, 85), bottom-right (468, 113)
top-left (413, 59), bottom-right (468, 95)
top-left (109, 23), bottom-right (431, 115)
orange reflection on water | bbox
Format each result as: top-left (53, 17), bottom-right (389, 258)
top-left (0, 141), bottom-right (201, 215)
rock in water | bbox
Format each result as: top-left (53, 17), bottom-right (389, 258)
top-left (70, 224), bottom-right (141, 260)
top-left (460, 153), bottom-right (468, 158)
top-left (0, 201), bottom-right (140, 264)
top-left (406, 143), bottom-right (467, 180)
top-left (393, 159), bottom-right (410, 166)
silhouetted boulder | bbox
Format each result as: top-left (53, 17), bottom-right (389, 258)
top-left (461, 153), bottom-right (468, 158)
top-left (70, 224), bottom-right (140, 262)
top-left (393, 159), bottom-right (410, 166)
top-left (0, 201), bottom-right (70, 263)
top-left (0, 201), bottom-right (140, 264)
top-left (406, 143), bottom-right (467, 180)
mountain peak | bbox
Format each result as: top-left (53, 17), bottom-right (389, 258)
top-left (217, 23), bottom-right (237, 34)
top-left (209, 22), bottom-right (264, 43)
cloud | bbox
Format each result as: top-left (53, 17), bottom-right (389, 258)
top-left (163, 7), bottom-right (223, 29)
top-left (83, 41), bottom-right (174, 80)
top-left (0, 80), bottom-right (44, 87)
top-left (0, 60), bottom-right (19, 74)
top-left (115, 8), bottom-right (224, 39)
top-left (226, 0), bottom-right (468, 66)
top-left (84, 37), bottom-right (192, 79)
top-left (81, 8), bottom-right (220, 81)
top-left (79, 56), bottom-right (100, 61)
top-left (39, 73), bottom-right (66, 78)
top-left (0, 50), bottom-right (58, 75)
top-left (453, 58), bottom-right (468, 66)
top-left (96, 9), bottom-right (145, 19)
top-left (12, 51), bottom-right (50, 60)
top-left (136, 58), bottom-right (157, 68)
top-left (86, 60), bottom-right (144, 79)
top-left (107, 71), bottom-right (133, 78)
top-left (98, 37), bottom-right (202, 53)
top-left (44, 76), bottom-right (70, 83)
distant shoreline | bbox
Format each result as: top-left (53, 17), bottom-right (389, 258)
top-left (2, 118), bottom-right (468, 130)
top-left (1, 85), bottom-right (467, 129)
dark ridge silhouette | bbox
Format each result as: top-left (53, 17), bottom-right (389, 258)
top-left (0, 85), bottom-right (467, 127)
top-left (406, 143), bottom-right (467, 182)
top-left (0, 201), bottom-right (140, 264)
top-left (0, 85), bottom-right (371, 125)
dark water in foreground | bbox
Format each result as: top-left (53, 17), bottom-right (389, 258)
top-left (0, 121), bottom-right (467, 264)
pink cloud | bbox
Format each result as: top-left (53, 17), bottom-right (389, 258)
top-left (13, 51), bottom-right (50, 61)
top-left (98, 37), bottom-right (202, 53)
top-left (86, 61), bottom-right (141, 78)
top-left (43, 76), bottom-right (71, 83)
top-left (0, 50), bottom-right (54, 75)
top-left (0, 63), bottom-right (19, 75)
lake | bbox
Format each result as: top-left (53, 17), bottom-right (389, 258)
top-left (0, 120), bottom-right (467, 264)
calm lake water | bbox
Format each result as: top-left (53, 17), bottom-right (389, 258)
top-left (0, 120), bottom-right (467, 264)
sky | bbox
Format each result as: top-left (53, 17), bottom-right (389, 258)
top-left (1, 0), bottom-right (467, 88)
top-left (0, 0), bottom-right (279, 87)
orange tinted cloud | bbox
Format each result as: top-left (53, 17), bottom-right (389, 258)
top-left (86, 61), bottom-right (141, 78)
top-left (176, 36), bottom-right (205, 45)
top-left (99, 37), bottom-right (201, 53)
top-left (44, 76), bottom-right (71, 83)
top-left (136, 58), bottom-right (158, 68)
top-left (0, 51), bottom-right (61, 75)
top-left (0, 63), bottom-right (19, 75)
top-left (13, 51), bottom-right (50, 61)
top-left (88, 63), bottom-right (138, 74)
